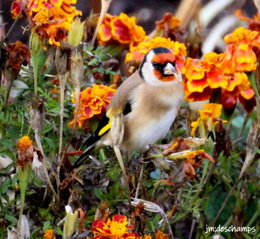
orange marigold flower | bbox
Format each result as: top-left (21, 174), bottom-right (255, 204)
top-left (17, 136), bottom-right (33, 151)
top-left (191, 103), bottom-right (226, 137)
top-left (153, 13), bottom-right (183, 40)
top-left (125, 37), bottom-right (186, 71)
top-left (223, 42), bottom-right (257, 72)
top-left (90, 215), bottom-right (139, 239)
top-left (223, 27), bottom-right (260, 71)
top-left (17, 136), bottom-right (34, 170)
top-left (184, 49), bottom-right (256, 112)
top-left (143, 235), bottom-right (152, 239)
top-left (224, 27), bottom-right (259, 45)
top-left (155, 230), bottom-right (170, 239)
top-left (6, 41), bottom-right (30, 73)
top-left (98, 13), bottom-right (146, 46)
top-left (69, 84), bottom-right (116, 129)
top-left (11, 0), bottom-right (82, 46)
top-left (184, 57), bottom-right (212, 101)
top-left (44, 229), bottom-right (56, 239)
top-left (184, 87), bottom-right (212, 102)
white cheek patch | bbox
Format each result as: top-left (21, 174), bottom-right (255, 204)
top-left (141, 50), bottom-right (182, 86)
top-left (142, 62), bottom-right (158, 84)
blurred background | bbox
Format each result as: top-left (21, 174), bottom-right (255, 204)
top-left (0, 0), bottom-right (258, 44)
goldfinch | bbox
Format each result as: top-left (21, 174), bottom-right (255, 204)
top-left (74, 47), bottom-right (183, 168)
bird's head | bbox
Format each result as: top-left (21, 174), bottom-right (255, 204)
top-left (140, 47), bottom-right (182, 85)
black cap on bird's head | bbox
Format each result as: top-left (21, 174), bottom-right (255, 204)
top-left (139, 47), bottom-right (181, 84)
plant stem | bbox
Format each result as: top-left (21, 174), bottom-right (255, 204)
top-left (246, 199), bottom-right (259, 227)
top-left (56, 72), bottom-right (69, 189)
top-left (34, 131), bottom-right (60, 202)
top-left (0, 10), bottom-right (21, 46)
top-left (91, 0), bottom-right (112, 46)
top-left (134, 164), bottom-right (144, 199)
top-left (17, 167), bottom-right (29, 238)
top-left (211, 178), bottom-right (242, 226)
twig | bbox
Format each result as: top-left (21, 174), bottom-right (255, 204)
top-left (34, 130), bottom-right (59, 202)
top-left (0, 10), bottom-right (21, 46)
top-left (238, 114), bottom-right (249, 139)
top-left (91, 0), bottom-right (112, 46)
top-left (56, 72), bottom-right (69, 189)
top-left (131, 198), bottom-right (174, 239)
top-left (188, 219), bottom-right (196, 239)
top-left (113, 146), bottom-right (127, 183)
top-left (211, 178), bottom-right (242, 226)
top-left (4, 70), bottom-right (15, 107)
top-left (134, 164), bottom-right (144, 199)
top-left (175, 0), bottom-right (201, 29)
top-left (246, 201), bottom-right (259, 227)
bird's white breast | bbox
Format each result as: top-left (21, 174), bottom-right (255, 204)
top-left (121, 81), bottom-right (183, 151)
top-left (132, 107), bottom-right (178, 149)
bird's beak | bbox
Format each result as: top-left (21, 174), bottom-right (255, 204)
top-left (163, 63), bottom-right (176, 76)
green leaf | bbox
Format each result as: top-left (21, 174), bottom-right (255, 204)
top-left (204, 185), bottom-right (236, 225)
top-left (43, 220), bottom-right (52, 231)
top-left (5, 214), bottom-right (17, 224)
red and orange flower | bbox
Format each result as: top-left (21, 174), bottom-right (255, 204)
top-left (224, 27), bottom-right (260, 72)
top-left (125, 37), bottom-right (186, 72)
top-left (98, 13), bottom-right (146, 46)
top-left (90, 215), bottom-right (139, 239)
top-left (184, 26), bottom-right (258, 112)
top-left (69, 84), bottom-right (116, 129)
top-left (11, 0), bottom-right (82, 46)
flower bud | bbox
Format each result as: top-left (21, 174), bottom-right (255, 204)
top-left (67, 18), bottom-right (85, 47)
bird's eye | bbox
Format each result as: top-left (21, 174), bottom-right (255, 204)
top-left (152, 62), bottom-right (162, 71)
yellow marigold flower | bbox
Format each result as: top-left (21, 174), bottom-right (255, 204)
top-left (17, 136), bottom-right (33, 151)
top-left (90, 215), bottom-right (139, 239)
top-left (224, 27), bottom-right (259, 45)
top-left (69, 84), bottom-right (116, 129)
top-left (191, 103), bottom-right (225, 137)
top-left (98, 13), bottom-right (146, 46)
top-left (44, 229), bottom-right (56, 239)
top-left (11, 0), bottom-right (82, 46)
top-left (199, 103), bottom-right (222, 120)
top-left (125, 37), bottom-right (186, 71)
top-left (223, 27), bottom-right (260, 72)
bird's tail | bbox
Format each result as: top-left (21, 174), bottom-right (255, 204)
top-left (73, 115), bottom-right (110, 168)
top-left (73, 143), bottom-right (95, 168)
